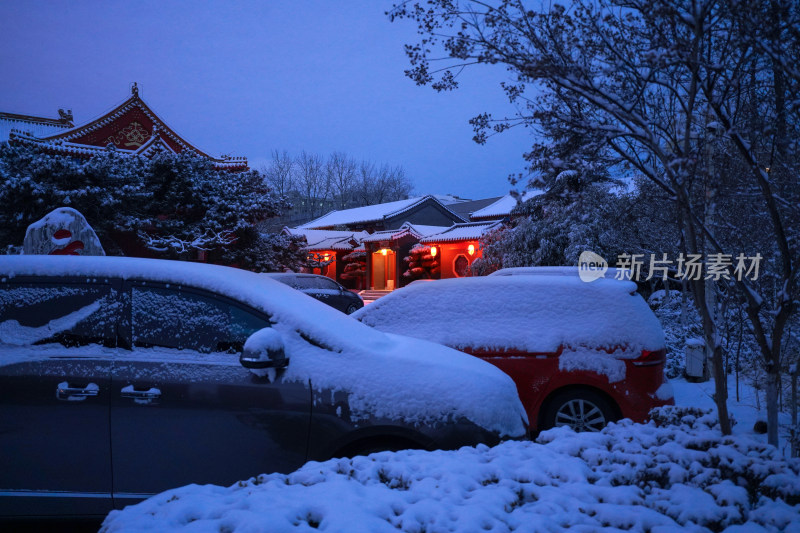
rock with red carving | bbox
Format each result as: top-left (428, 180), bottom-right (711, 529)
top-left (23, 207), bottom-right (105, 256)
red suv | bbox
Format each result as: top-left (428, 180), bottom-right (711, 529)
top-left (354, 275), bottom-right (674, 432)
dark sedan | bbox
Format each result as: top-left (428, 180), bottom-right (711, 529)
top-left (0, 256), bottom-right (526, 521)
top-left (264, 273), bottom-right (364, 314)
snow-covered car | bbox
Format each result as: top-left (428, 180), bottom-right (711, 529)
top-left (0, 256), bottom-right (526, 520)
top-left (263, 272), bottom-right (364, 314)
top-left (354, 275), bottom-right (674, 433)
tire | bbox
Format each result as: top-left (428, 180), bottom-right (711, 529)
top-left (541, 390), bottom-right (617, 432)
top-left (345, 304), bottom-right (359, 314)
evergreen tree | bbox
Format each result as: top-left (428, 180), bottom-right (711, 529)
top-left (0, 144), bottom-right (305, 271)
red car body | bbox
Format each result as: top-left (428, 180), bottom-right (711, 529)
top-left (355, 274), bottom-right (674, 432)
top-left (462, 346), bottom-right (672, 431)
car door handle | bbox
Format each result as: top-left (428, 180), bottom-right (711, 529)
top-left (56, 381), bottom-right (99, 401)
top-left (120, 385), bottom-right (161, 402)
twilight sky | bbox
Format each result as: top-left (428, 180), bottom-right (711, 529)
top-left (0, 1), bottom-right (534, 199)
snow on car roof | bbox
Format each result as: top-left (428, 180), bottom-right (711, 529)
top-left (489, 266), bottom-right (625, 278)
top-left (353, 275), bottom-right (665, 354)
top-left (0, 256), bottom-right (526, 436)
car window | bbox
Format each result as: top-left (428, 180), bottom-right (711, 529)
top-left (131, 285), bottom-right (269, 354)
top-left (0, 281), bottom-right (118, 348)
top-left (268, 275), bottom-right (294, 288)
top-left (315, 278), bottom-right (341, 291)
top-left (293, 277), bottom-right (317, 290)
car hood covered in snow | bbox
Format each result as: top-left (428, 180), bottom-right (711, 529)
top-left (0, 256), bottom-right (527, 437)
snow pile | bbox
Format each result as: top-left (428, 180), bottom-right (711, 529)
top-left (100, 407), bottom-right (800, 533)
top-left (354, 276), bottom-right (665, 354)
top-left (0, 256), bottom-right (526, 436)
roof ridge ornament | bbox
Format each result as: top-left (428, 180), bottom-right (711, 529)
top-left (131, 82), bottom-right (139, 97)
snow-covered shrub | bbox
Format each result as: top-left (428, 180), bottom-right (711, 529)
top-left (0, 144), bottom-right (298, 270)
top-left (101, 407), bottom-right (800, 533)
top-left (472, 183), bottom-right (631, 272)
top-left (648, 405), bottom-right (727, 429)
top-left (219, 228), bottom-right (306, 273)
top-left (1, 244), bottom-right (22, 255)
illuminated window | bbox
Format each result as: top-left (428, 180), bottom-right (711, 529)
top-left (453, 254), bottom-right (469, 277)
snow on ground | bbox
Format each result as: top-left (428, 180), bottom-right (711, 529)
top-left (673, 374), bottom-right (793, 447)
top-left (101, 383), bottom-right (800, 533)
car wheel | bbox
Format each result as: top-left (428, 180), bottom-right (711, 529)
top-left (542, 390), bottom-right (616, 432)
top-left (345, 304), bottom-right (359, 314)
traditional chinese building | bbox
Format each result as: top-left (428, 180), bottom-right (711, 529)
top-left (298, 195), bottom-right (464, 233)
top-left (285, 195), bottom-right (527, 291)
top-left (296, 196), bottom-right (465, 290)
top-left (419, 221), bottom-right (504, 278)
top-left (438, 195), bottom-right (503, 221)
top-left (2, 83), bottom-right (247, 171)
top-left (0, 108), bottom-right (74, 141)
top-left (360, 222), bottom-right (451, 290)
top-left (282, 227), bottom-right (367, 286)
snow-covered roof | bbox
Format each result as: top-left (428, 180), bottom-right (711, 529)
top-left (283, 227), bottom-right (361, 240)
top-left (305, 236), bottom-right (357, 252)
top-left (0, 110), bottom-right (73, 142)
top-left (298, 195), bottom-right (462, 229)
top-left (354, 275), bottom-right (665, 354)
top-left (419, 221), bottom-right (503, 243)
top-left (360, 222), bottom-right (451, 243)
top-left (0, 255), bottom-right (526, 436)
top-left (470, 191), bottom-right (544, 220)
top-left (433, 194), bottom-right (472, 204)
top-left (359, 228), bottom-right (400, 243)
top-left (7, 85), bottom-right (247, 171)
top-left (445, 196), bottom-right (503, 221)
top-left (283, 227), bottom-right (367, 252)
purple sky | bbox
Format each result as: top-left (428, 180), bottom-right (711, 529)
top-left (0, 1), bottom-right (533, 199)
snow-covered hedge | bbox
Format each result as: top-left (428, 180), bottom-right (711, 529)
top-left (101, 407), bottom-right (800, 532)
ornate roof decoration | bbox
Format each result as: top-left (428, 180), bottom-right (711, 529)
top-left (5, 83), bottom-right (247, 171)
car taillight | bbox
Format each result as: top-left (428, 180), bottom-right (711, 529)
top-left (631, 348), bottom-right (666, 366)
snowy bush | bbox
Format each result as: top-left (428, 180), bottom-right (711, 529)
top-left (101, 407), bottom-right (800, 533)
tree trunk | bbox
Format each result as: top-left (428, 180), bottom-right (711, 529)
top-left (766, 366), bottom-right (780, 446)
top-left (712, 343), bottom-right (732, 435)
top-left (791, 367), bottom-right (797, 457)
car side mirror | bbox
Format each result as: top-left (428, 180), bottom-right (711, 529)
top-left (240, 328), bottom-right (288, 369)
